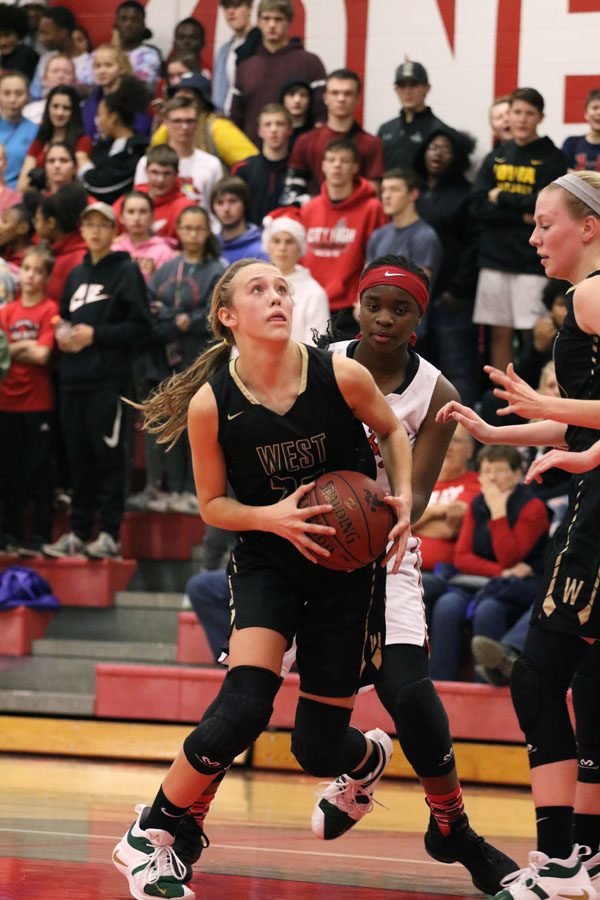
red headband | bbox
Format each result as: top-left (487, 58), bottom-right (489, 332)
top-left (358, 265), bottom-right (429, 314)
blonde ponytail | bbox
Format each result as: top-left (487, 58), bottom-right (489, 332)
top-left (127, 258), bottom-right (271, 448)
top-left (132, 339), bottom-right (231, 448)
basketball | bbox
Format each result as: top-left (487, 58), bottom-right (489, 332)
top-left (301, 470), bottom-right (395, 571)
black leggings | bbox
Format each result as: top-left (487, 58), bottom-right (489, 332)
top-left (516, 625), bottom-right (600, 771)
top-left (376, 643), bottom-right (456, 779)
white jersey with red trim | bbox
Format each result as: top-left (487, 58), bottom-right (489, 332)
top-left (331, 340), bottom-right (441, 646)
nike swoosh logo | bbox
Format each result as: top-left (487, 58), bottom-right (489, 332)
top-left (227, 411), bottom-right (244, 421)
top-left (103, 401), bottom-right (122, 448)
top-left (559, 892), bottom-right (591, 900)
top-left (112, 848), bottom-right (127, 867)
top-left (156, 888), bottom-right (167, 897)
top-left (160, 806), bottom-right (183, 818)
top-left (384, 271), bottom-right (407, 277)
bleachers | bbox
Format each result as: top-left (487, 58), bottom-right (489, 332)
top-left (0, 508), bottom-right (544, 787)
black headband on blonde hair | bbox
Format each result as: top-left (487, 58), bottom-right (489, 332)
top-left (553, 174), bottom-right (600, 216)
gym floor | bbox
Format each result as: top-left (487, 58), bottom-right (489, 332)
top-left (0, 754), bottom-right (533, 899)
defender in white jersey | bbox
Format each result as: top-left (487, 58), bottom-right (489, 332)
top-left (314, 255), bottom-right (518, 894)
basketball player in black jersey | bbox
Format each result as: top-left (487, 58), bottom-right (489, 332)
top-left (438, 171), bottom-right (600, 900)
top-left (164, 255), bottom-right (517, 896)
top-left (112, 257), bottom-right (413, 900)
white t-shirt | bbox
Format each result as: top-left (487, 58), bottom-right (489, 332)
top-left (135, 149), bottom-right (222, 210)
top-left (286, 265), bottom-right (330, 345)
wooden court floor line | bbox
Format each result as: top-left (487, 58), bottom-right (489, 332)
top-left (0, 823), bottom-right (467, 869)
top-left (0, 755), bottom-right (532, 897)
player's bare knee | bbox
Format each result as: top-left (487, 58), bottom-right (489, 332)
top-left (183, 666), bottom-right (280, 774)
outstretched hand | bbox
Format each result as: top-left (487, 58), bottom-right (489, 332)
top-left (525, 446), bottom-right (599, 483)
top-left (484, 363), bottom-right (547, 420)
top-left (435, 400), bottom-right (494, 443)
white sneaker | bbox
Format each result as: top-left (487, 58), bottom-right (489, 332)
top-left (168, 492), bottom-right (200, 515)
top-left (492, 845), bottom-right (596, 900)
top-left (42, 531), bottom-right (85, 558)
top-left (311, 727), bottom-right (392, 840)
top-left (126, 487), bottom-right (167, 512)
top-left (584, 850), bottom-right (600, 890)
top-left (112, 804), bottom-right (194, 899)
top-left (146, 491), bottom-right (172, 513)
top-left (85, 531), bottom-right (120, 559)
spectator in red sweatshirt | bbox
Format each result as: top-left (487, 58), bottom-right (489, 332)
top-left (34, 182), bottom-right (89, 303)
top-left (283, 68), bottom-right (384, 205)
top-left (299, 138), bottom-right (386, 336)
top-left (113, 144), bottom-right (194, 240)
top-left (230, 0), bottom-right (326, 146)
top-left (428, 444), bottom-right (550, 681)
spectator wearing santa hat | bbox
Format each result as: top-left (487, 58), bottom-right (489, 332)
top-left (262, 212), bottom-right (330, 343)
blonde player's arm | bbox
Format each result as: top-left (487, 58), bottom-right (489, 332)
top-left (187, 383), bottom-right (335, 565)
top-left (436, 400), bottom-right (568, 448)
top-left (485, 278), bottom-right (600, 428)
top-left (526, 439), bottom-right (600, 483)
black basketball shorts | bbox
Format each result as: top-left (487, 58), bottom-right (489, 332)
top-left (227, 534), bottom-right (384, 697)
top-left (532, 465), bottom-right (600, 639)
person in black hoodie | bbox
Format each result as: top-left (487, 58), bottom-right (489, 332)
top-left (413, 126), bottom-right (480, 405)
top-left (42, 202), bottom-right (151, 560)
top-left (279, 77), bottom-right (315, 151)
top-left (470, 87), bottom-right (567, 372)
top-left (80, 75), bottom-right (150, 206)
top-left (231, 102), bottom-right (291, 224)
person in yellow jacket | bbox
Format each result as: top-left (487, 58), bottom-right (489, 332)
top-left (151, 72), bottom-right (258, 170)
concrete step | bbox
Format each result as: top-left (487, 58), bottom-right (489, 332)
top-left (40, 606), bottom-right (180, 643)
top-left (0, 656), bottom-right (98, 692)
top-left (115, 591), bottom-right (184, 610)
top-left (0, 689), bottom-right (94, 715)
top-left (31, 638), bottom-right (177, 662)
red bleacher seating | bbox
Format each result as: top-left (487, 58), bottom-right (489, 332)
top-left (0, 556), bottom-right (137, 607)
top-left (121, 512), bottom-right (205, 560)
top-left (1, 607), bottom-right (55, 655)
top-left (176, 612), bottom-right (215, 665)
top-left (95, 662), bottom-right (557, 745)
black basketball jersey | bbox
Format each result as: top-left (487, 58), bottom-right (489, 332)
top-left (208, 343), bottom-right (375, 508)
top-left (553, 271), bottom-right (600, 452)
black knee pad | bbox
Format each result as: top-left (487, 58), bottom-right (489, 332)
top-left (291, 698), bottom-right (357, 777)
top-left (384, 677), bottom-right (454, 777)
top-left (511, 656), bottom-right (576, 767)
top-left (183, 666), bottom-right (280, 774)
top-left (573, 672), bottom-right (600, 783)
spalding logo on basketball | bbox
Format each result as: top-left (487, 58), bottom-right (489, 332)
top-left (300, 470), bottom-right (395, 571)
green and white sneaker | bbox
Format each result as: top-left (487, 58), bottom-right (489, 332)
top-left (112, 804), bottom-right (194, 899)
top-left (490, 845), bottom-right (596, 900)
top-left (311, 728), bottom-right (392, 840)
top-left (584, 851), bottom-right (600, 890)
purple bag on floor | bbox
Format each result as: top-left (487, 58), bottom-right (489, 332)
top-left (0, 566), bottom-right (60, 610)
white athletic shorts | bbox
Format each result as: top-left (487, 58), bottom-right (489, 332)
top-left (384, 535), bottom-right (427, 647)
top-left (473, 268), bottom-right (547, 329)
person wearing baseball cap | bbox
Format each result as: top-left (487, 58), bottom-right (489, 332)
top-left (42, 195), bottom-right (151, 561)
top-left (150, 71), bottom-right (258, 170)
top-left (377, 59), bottom-right (451, 170)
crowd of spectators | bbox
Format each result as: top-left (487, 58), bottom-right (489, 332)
top-left (0, 0), bottom-right (594, 682)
